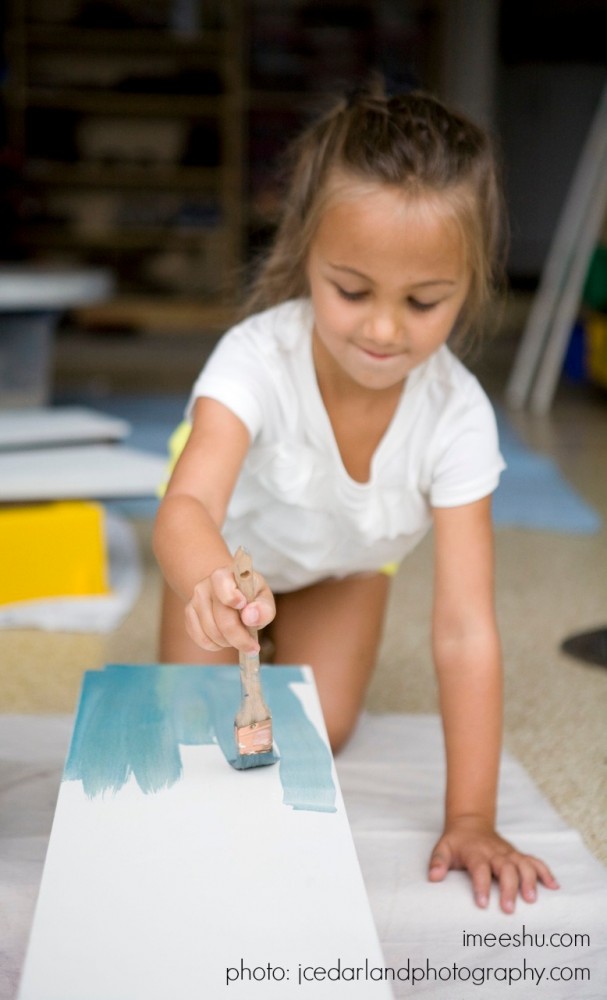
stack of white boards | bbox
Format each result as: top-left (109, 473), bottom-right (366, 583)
top-left (0, 407), bottom-right (167, 501)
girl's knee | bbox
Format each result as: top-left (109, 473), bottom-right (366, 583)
top-left (324, 707), bottom-right (359, 755)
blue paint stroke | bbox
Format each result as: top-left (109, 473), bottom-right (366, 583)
top-left (64, 669), bottom-right (182, 798)
top-left (270, 668), bottom-right (337, 813)
top-left (64, 665), bottom-right (336, 813)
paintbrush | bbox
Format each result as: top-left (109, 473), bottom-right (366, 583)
top-left (232, 546), bottom-right (275, 769)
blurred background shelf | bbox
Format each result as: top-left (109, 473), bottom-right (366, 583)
top-left (3, 0), bottom-right (245, 332)
top-left (1, 0), bottom-right (605, 359)
top-left (2, 1), bottom-right (443, 336)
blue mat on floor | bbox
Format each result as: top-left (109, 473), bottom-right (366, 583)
top-left (55, 392), bottom-right (601, 533)
top-left (493, 408), bottom-right (601, 534)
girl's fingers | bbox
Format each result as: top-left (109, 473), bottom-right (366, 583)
top-left (186, 587), bottom-right (230, 649)
top-left (185, 586), bottom-right (262, 654)
top-left (432, 832), bottom-right (560, 913)
top-left (518, 853), bottom-right (560, 902)
top-left (184, 601), bottom-right (224, 651)
top-left (209, 567), bottom-right (247, 610)
top-left (211, 567), bottom-right (276, 629)
top-left (533, 857), bottom-right (560, 890)
top-left (213, 599), bottom-right (260, 652)
top-left (469, 861), bottom-right (492, 909)
top-left (517, 858), bottom-right (540, 904)
top-left (493, 854), bottom-right (559, 913)
top-left (184, 566), bottom-right (277, 654)
top-left (494, 860), bottom-right (521, 913)
top-left (428, 845), bottom-right (451, 881)
top-left (241, 597), bottom-right (275, 629)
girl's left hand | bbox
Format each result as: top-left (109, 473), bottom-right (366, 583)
top-left (428, 816), bottom-right (560, 913)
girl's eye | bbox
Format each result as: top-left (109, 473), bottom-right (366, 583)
top-left (408, 298), bottom-right (438, 312)
top-left (336, 286), bottom-right (367, 302)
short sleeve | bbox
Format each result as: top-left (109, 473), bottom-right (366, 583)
top-left (429, 384), bottom-right (506, 508)
top-left (185, 324), bottom-right (267, 439)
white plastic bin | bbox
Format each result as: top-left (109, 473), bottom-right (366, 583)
top-left (0, 266), bottom-right (114, 408)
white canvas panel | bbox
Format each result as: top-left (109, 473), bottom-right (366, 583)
top-left (17, 666), bottom-right (392, 1000)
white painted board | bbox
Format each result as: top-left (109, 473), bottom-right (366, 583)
top-left (0, 444), bottom-right (166, 500)
top-left (0, 407), bottom-right (130, 450)
top-left (6, 712), bottom-right (607, 1000)
top-left (17, 665), bottom-right (393, 999)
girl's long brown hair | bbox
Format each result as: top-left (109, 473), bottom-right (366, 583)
top-left (244, 79), bottom-right (506, 351)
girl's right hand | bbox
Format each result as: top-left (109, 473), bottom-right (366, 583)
top-left (184, 566), bottom-right (276, 655)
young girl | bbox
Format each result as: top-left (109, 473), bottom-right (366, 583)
top-left (154, 83), bottom-right (558, 914)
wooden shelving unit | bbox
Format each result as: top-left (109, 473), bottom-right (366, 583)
top-left (2, 0), bottom-right (440, 338)
top-left (4, 0), bottom-right (244, 333)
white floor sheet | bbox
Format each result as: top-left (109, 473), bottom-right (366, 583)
top-left (1, 712), bottom-right (605, 999)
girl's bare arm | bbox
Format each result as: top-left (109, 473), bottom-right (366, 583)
top-left (428, 496), bottom-right (558, 911)
top-left (153, 396), bottom-right (275, 654)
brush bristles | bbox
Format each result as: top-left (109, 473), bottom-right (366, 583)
top-left (232, 749), bottom-right (276, 770)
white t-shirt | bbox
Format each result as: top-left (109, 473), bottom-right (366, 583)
top-left (188, 299), bottom-right (505, 592)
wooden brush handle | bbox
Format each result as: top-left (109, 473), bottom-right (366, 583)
top-left (233, 546), bottom-right (258, 641)
top-left (232, 547), bottom-right (271, 728)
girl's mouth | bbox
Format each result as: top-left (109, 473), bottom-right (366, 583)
top-left (359, 345), bottom-right (403, 361)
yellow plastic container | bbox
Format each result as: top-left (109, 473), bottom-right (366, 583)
top-left (0, 501), bottom-right (109, 605)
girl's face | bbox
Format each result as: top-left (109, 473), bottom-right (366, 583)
top-left (306, 181), bottom-right (471, 394)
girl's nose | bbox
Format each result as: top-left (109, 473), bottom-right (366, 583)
top-left (367, 308), bottom-right (403, 345)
